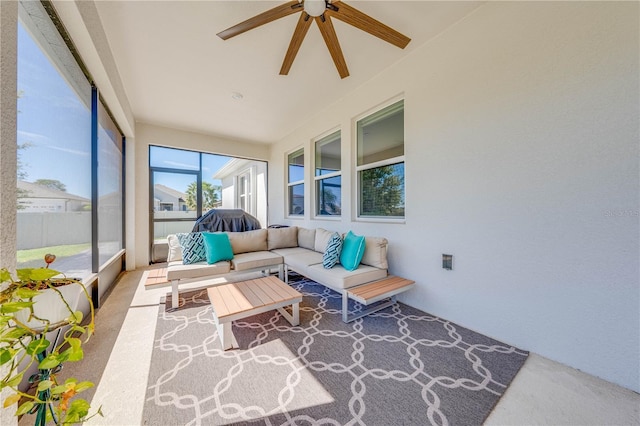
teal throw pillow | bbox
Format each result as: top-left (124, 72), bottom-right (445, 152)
top-left (201, 232), bottom-right (234, 264)
top-left (322, 232), bottom-right (343, 269)
top-left (176, 232), bottom-right (206, 265)
top-left (340, 231), bottom-right (365, 271)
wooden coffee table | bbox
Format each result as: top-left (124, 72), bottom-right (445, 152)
top-left (207, 276), bottom-right (302, 350)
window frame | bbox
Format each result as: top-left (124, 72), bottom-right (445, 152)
top-left (313, 129), bottom-right (342, 219)
top-left (16, 1), bottom-right (126, 285)
top-left (286, 147), bottom-right (305, 218)
top-left (236, 166), bottom-right (255, 216)
top-left (354, 97), bottom-right (406, 223)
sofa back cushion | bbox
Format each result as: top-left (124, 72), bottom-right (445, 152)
top-left (297, 227), bottom-right (316, 250)
top-left (227, 229), bottom-right (268, 254)
top-left (267, 226), bottom-right (298, 250)
top-left (360, 236), bottom-right (389, 270)
top-left (167, 234), bottom-right (183, 262)
top-left (314, 228), bottom-right (335, 253)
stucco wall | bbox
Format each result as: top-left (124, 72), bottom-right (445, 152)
top-left (268, 2), bottom-right (639, 391)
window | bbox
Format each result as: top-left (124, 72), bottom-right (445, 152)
top-left (314, 131), bottom-right (341, 216)
top-left (237, 170), bottom-right (251, 214)
top-left (97, 101), bottom-right (124, 266)
top-left (16, 1), bottom-right (125, 279)
top-left (287, 149), bottom-right (304, 216)
top-left (17, 4), bottom-right (92, 278)
top-left (356, 100), bottom-right (405, 218)
top-left (149, 146), bottom-right (267, 260)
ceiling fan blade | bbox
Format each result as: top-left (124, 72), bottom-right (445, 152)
top-left (217, 0), bottom-right (302, 40)
top-left (328, 1), bottom-right (411, 49)
top-left (280, 13), bottom-right (313, 75)
top-left (315, 15), bottom-right (349, 79)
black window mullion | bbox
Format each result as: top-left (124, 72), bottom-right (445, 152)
top-left (91, 85), bottom-right (99, 274)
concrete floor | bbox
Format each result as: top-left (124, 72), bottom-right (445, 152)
top-left (24, 266), bottom-right (639, 425)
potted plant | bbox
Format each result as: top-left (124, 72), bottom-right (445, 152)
top-left (0, 254), bottom-right (100, 424)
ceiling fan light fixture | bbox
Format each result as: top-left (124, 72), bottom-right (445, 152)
top-left (304, 0), bottom-right (326, 17)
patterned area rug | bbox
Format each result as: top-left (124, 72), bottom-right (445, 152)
top-left (143, 275), bottom-right (528, 425)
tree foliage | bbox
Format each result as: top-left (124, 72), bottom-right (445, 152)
top-left (185, 181), bottom-right (221, 211)
top-left (360, 164), bottom-right (404, 217)
top-left (34, 179), bottom-right (67, 192)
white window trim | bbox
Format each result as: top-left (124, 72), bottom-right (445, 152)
top-left (353, 96), bottom-right (406, 222)
top-left (286, 147), bottom-right (305, 218)
top-left (236, 167), bottom-right (255, 216)
top-left (313, 129), bottom-right (342, 219)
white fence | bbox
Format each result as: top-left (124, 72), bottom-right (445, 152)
top-left (17, 212), bottom-right (92, 250)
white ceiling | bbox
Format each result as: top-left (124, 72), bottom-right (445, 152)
top-left (94, 1), bottom-right (483, 144)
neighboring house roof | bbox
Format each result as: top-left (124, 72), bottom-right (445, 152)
top-left (18, 180), bottom-right (89, 202)
top-left (154, 184), bottom-right (186, 201)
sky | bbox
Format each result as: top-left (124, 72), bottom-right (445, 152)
top-left (17, 21), bottom-right (233, 199)
top-left (17, 21), bottom-right (92, 198)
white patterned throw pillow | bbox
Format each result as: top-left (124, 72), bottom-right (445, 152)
top-left (322, 232), bottom-right (343, 269)
top-left (176, 232), bottom-right (207, 265)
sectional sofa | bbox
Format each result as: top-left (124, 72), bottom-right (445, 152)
top-left (163, 227), bottom-right (389, 311)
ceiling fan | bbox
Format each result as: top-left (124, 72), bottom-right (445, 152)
top-left (217, 0), bottom-right (411, 79)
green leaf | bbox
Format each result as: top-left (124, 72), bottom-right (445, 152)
top-left (5, 372), bottom-right (24, 388)
top-left (16, 400), bottom-right (35, 416)
top-left (68, 310), bottom-right (83, 324)
top-left (25, 268), bottom-right (61, 281)
top-left (0, 348), bottom-right (13, 365)
top-left (38, 354), bottom-right (61, 370)
top-left (67, 398), bottom-right (90, 419)
top-left (15, 287), bottom-right (41, 299)
top-left (51, 385), bottom-right (66, 395)
top-left (0, 269), bottom-right (12, 283)
top-left (74, 381), bottom-right (94, 393)
top-left (16, 268), bottom-right (34, 282)
top-left (1, 327), bottom-right (28, 340)
top-left (69, 325), bottom-right (86, 334)
top-left (26, 338), bottom-right (50, 355)
top-left (65, 338), bottom-right (84, 362)
top-left (56, 350), bottom-right (70, 364)
top-left (0, 301), bottom-right (33, 313)
top-left (37, 380), bottom-right (54, 392)
top-left (3, 393), bottom-right (20, 408)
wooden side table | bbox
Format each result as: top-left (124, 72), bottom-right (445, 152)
top-left (343, 275), bottom-right (415, 323)
top-left (207, 276), bottom-right (302, 350)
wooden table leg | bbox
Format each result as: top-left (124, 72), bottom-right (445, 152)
top-left (218, 322), bottom-right (238, 350)
top-left (277, 301), bottom-right (300, 326)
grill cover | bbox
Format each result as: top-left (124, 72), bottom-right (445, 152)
top-left (191, 209), bottom-right (261, 233)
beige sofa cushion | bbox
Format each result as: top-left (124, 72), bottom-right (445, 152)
top-left (227, 229), bottom-right (267, 254)
top-left (297, 227), bottom-right (316, 250)
top-left (167, 234), bottom-right (183, 262)
top-left (166, 260), bottom-right (231, 281)
top-left (231, 251), bottom-right (283, 271)
top-left (305, 263), bottom-right (387, 291)
top-left (361, 236), bottom-right (389, 270)
top-left (267, 227), bottom-right (298, 250)
top-left (283, 250), bottom-right (324, 272)
top-left (314, 228), bottom-right (335, 253)
top-left (270, 247), bottom-right (310, 257)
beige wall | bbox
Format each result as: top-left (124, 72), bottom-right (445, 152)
top-left (268, 2), bottom-right (639, 391)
